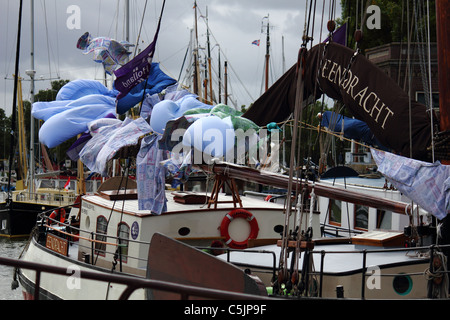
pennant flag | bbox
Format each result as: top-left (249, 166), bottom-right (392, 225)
top-left (252, 40), bottom-right (260, 46)
top-left (114, 0), bottom-right (166, 100)
top-left (64, 177), bottom-right (71, 191)
top-left (323, 22), bottom-right (347, 46)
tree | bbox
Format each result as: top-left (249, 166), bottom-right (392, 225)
top-left (27, 80), bottom-right (71, 170)
top-left (339, 0), bottom-right (436, 53)
top-left (0, 108), bottom-right (12, 161)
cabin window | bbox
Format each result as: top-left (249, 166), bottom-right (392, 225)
top-left (117, 223), bottom-right (130, 264)
top-left (354, 205), bottom-right (369, 230)
top-left (416, 91), bottom-right (439, 110)
top-left (328, 199), bottom-right (341, 226)
top-left (95, 216), bottom-right (108, 257)
top-left (377, 209), bottom-right (392, 229)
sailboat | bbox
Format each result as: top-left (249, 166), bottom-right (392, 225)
top-left (15, 0), bottom-right (449, 300)
top-left (214, 1), bottom-right (449, 299)
top-left (0, 0), bottom-right (77, 238)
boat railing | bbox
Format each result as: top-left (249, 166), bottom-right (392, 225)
top-left (36, 210), bottom-right (450, 299)
top-left (6, 255), bottom-right (272, 300)
top-left (36, 209), bottom-right (152, 270)
top-left (320, 223), bottom-right (364, 237)
top-left (220, 241), bottom-right (450, 299)
top-left (15, 190), bottom-right (76, 205)
top-left (311, 244), bottom-right (450, 299)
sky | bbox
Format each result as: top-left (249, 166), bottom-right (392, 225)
top-left (0, 0), bottom-right (342, 116)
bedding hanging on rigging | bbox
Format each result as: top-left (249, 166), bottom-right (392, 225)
top-left (372, 149), bottom-right (450, 220)
top-left (77, 32), bottom-right (133, 75)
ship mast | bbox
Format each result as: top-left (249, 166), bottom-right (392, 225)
top-left (6, 0), bottom-right (24, 201)
top-left (262, 15), bottom-right (270, 92)
top-left (28, 0), bottom-right (36, 195)
top-left (193, 1), bottom-right (202, 99)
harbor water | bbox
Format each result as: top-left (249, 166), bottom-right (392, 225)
top-left (0, 238), bottom-right (28, 300)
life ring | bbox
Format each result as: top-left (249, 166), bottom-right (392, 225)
top-left (219, 209), bottom-right (259, 249)
top-left (47, 208), bottom-right (66, 226)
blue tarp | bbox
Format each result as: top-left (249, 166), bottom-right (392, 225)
top-left (33, 65), bottom-right (175, 149)
top-left (320, 111), bottom-right (388, 150)
top-left (36, 94), bottom-right (117, 148)
top-left (115, 63), bottom-right (177, 115)
top-left (372, 149), bottom-right (450, 220)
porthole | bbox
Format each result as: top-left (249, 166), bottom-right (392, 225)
top-left (178, 227), bottom-right (190, 236)
top-left (393, 274), bottom-right (412, 295)
top-left (274, 225), bottom-right (284, 234)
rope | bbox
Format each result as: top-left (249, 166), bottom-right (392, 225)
top-left (424, 251), bottom-right (449, 298)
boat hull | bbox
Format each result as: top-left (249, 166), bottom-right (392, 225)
top-left (0, 202), bottom-right (56, 238)
top-left (218, 241), bottom-right (432, 299)
top-left (18, 237), bottom-right (146, 300)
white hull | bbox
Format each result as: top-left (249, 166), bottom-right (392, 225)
top-left (218, 238), bottom-right (431, 299)
top-left (18, 190), bottom-right (298, 300)
top-left (17, 180), bottom-right (437, 300)
top-left (19, 237), bottom-right (146, 300)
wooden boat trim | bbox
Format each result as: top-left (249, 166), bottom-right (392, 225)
top-left (82, 195), bottom-right (284, 218)
top-left (200, 163), bottom-right (413, 215)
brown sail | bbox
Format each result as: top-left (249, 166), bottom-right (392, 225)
top-left (244, 42), bottom-right (433, 161)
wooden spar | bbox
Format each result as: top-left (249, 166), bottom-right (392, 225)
top-left (436, 0), bottom-right (450, 165)
top-left (199, 162), bottom-right (412, 215)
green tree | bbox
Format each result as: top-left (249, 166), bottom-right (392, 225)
top-left (281, 100), bottom-right (332, 170)
top-left (0, 108), bottom-right (12, 161)
top-left (28, 80), bottom-right (71, 170)
top-left (339, 0), bottom-right (436, 53)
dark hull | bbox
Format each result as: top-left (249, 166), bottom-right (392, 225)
top-left (0, 201), bottom-right (57, 237)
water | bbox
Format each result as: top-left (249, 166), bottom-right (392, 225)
top-left (0, 238), bottom-right (28, 300)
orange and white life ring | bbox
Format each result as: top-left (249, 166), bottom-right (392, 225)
top-left (219, 209), bottom-right (259, 249)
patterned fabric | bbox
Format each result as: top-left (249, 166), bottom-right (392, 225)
top-left (371, 149), bottom-right (450, 220)
top-left (80, 118), bottom-right (152, 176)
top-left (77, 32), bottom-right (132, 75)
top-left (136, 134), bottom-right (167, 214)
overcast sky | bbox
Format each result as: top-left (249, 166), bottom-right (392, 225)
top-left (0, 0), bottom-right (342, 116)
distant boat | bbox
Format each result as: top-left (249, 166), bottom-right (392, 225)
top-left (0, 1), bottom-right (79, 238)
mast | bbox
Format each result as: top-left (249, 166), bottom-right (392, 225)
top-left (436, 0), bottom-right (450, 165)
top-left (262, 15), bottom-right (270, 92)
top-left (282, 35), bottom-right (286, 74)
top-left (218, 46), bottom-right (222, 103)
top-left (28, 0), bottom-right (36, 195)
top-left (193, 1), bottom-right (201, 99)
top-left (125, 0), bottom-right (130, 43)
top-left (7, 0), bottom-right (24, 201)
top-left (224, 61), bottom-right (228, 105)
top-left (206, 6), bottom-right (213, 104)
